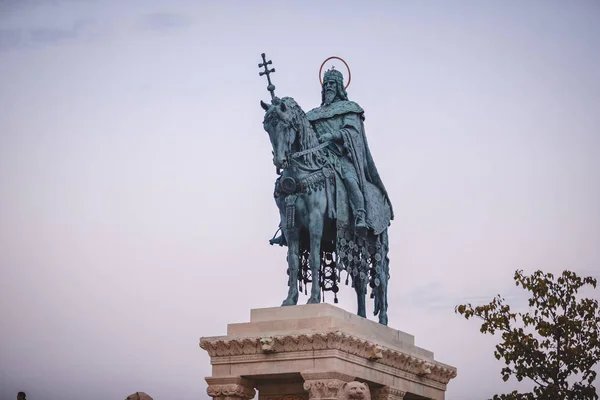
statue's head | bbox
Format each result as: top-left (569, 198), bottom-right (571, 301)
top-left (17, 393), bottom-right (26, 400)
top-left (340, 382), bottom-right (370, 400)
top-left (321, 68), bottom-right (348, 106)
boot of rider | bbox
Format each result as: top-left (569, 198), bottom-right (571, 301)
top-left (347, 178), bottom-right (368, 236)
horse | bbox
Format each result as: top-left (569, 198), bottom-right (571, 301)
top-left (260, 96), bottom-right (390, 325)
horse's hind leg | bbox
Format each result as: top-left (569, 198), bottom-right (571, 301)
top-left (354, 274), bottom-right (367, 318)
top-left (307, 203), bottom-right (325, 304)
top-left (376, 231), bottom-right (390, 325)
top-left (376, 277), bottom-right (388, 325)
top-left (282, 231), bottom-right (300, 306)
top-left (306, 231), bottom-right (322, 304)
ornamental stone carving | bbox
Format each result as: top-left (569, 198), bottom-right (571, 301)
top-left (372, 387), bottom-right (406, 400)
top-left (303, 380), bottom-right (345, 400)
top-left (207, 384), bottom-right (255, 400)
top-left (200, 331), bottom-right (457, 385)
top-left (339, 381), bottom-right (371, 400)
top-left (264, 396), bottom-right (306, 400)
top-left (367, 345), bottom-right (383, 361)
top-left (206, 377), bottom-right (256, 400)
top-left (415, 359), bottom-right (434, 377)
top-left (261, 337), bottom-right (276, 353)
top-left (301, 372), bottom-right (354, 400)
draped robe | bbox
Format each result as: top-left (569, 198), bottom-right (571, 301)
top-left (306, 100), bottom-right (393, 235)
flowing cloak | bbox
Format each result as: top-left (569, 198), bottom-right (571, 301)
top-left (306, 100), bottom-right (394, 235)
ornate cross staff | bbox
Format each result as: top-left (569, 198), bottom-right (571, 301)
top-left (258, 53), bottom-right (276, 101)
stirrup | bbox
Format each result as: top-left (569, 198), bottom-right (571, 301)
top-left (269, 235), bottom-right (286, 246)
top-left (269, 227), bottom-right (287, 246)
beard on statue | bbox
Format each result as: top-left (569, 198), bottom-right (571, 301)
top-left (323, 87), bottom-right (337, 105)
top-left (321, 76), bottom-right (342, 106)
top-left (325, 89), bottom-right (337, 106)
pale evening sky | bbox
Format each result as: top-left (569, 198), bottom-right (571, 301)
top-left (1, 1), bottom-right (599, 399)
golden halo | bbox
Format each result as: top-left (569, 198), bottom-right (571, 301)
top-left (319, 56), bottom-right (351, 89)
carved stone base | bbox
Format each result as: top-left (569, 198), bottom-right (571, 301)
top-left (200, 304), bottom-right (456, 400)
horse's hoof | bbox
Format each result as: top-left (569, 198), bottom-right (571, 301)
top-left (306, 296), bottom-right (320, 304)
top-left (282, 294), bottom-right (298, 306)
top-left (378, 315), bottom-right (388, 326)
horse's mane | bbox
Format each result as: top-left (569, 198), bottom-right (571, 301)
top-left (267, 97), bottom-right (324, 169)
top-left (280, 97), bottom-right (320, 152)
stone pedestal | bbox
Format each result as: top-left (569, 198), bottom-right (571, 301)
top-left (200, 304), bottom-right (456, 400)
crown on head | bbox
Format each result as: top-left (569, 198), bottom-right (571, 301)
top-left (323, 67), bottom-right (344, 85)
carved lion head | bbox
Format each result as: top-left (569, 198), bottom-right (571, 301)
top-left (341, 381), bottom-right (371, 400)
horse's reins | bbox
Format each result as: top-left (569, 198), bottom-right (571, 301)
top-left (275, 117), bottom-right (329, 174)
top-left (290, 141), bottom-right (330, 159)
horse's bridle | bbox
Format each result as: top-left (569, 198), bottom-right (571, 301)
top-left (273, 113), bottom-right (329, 175)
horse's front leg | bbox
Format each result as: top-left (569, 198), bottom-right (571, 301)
top-left (282, 227), bottom-right (300, 306)
top-left (355, 275), bottom-right (367, 318)
top-left (307, 211), bottom-right (324, 304)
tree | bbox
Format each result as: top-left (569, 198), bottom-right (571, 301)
top-left (456, 270), bottom-right (600, 400)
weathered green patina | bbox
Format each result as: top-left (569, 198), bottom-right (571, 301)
top-left (258, 54), bottom-right (393, 325)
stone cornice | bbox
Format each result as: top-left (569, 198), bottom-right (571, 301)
top-left (199, 331), bottom-right (457, 385)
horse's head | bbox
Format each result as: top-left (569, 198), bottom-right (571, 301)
top-left (261, 97), bottom-right (299, 170)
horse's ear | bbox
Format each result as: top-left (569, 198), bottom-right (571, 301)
top-left (279, 101), bottom-right (287, 112)
top-left (260, 100), bottom-right (269, 111)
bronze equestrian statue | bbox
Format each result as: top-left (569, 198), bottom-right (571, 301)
top-left (258, 54), bottom-right (394, 325)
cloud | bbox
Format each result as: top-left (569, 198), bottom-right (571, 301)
top-left (29, 18), bottom-right (96, 44)
top-left (137, 12), bottom-right (191, 32)
top-left (0, 29), bottom-right (23, 51)
top-left (398, 279), bottom-right (532, 313)
top-left (0, 0), bottom-right (58, 15)
top-left (29, 26), bottom-right (78, 43)
top-left (0, 18), bottom-right (98, 51)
